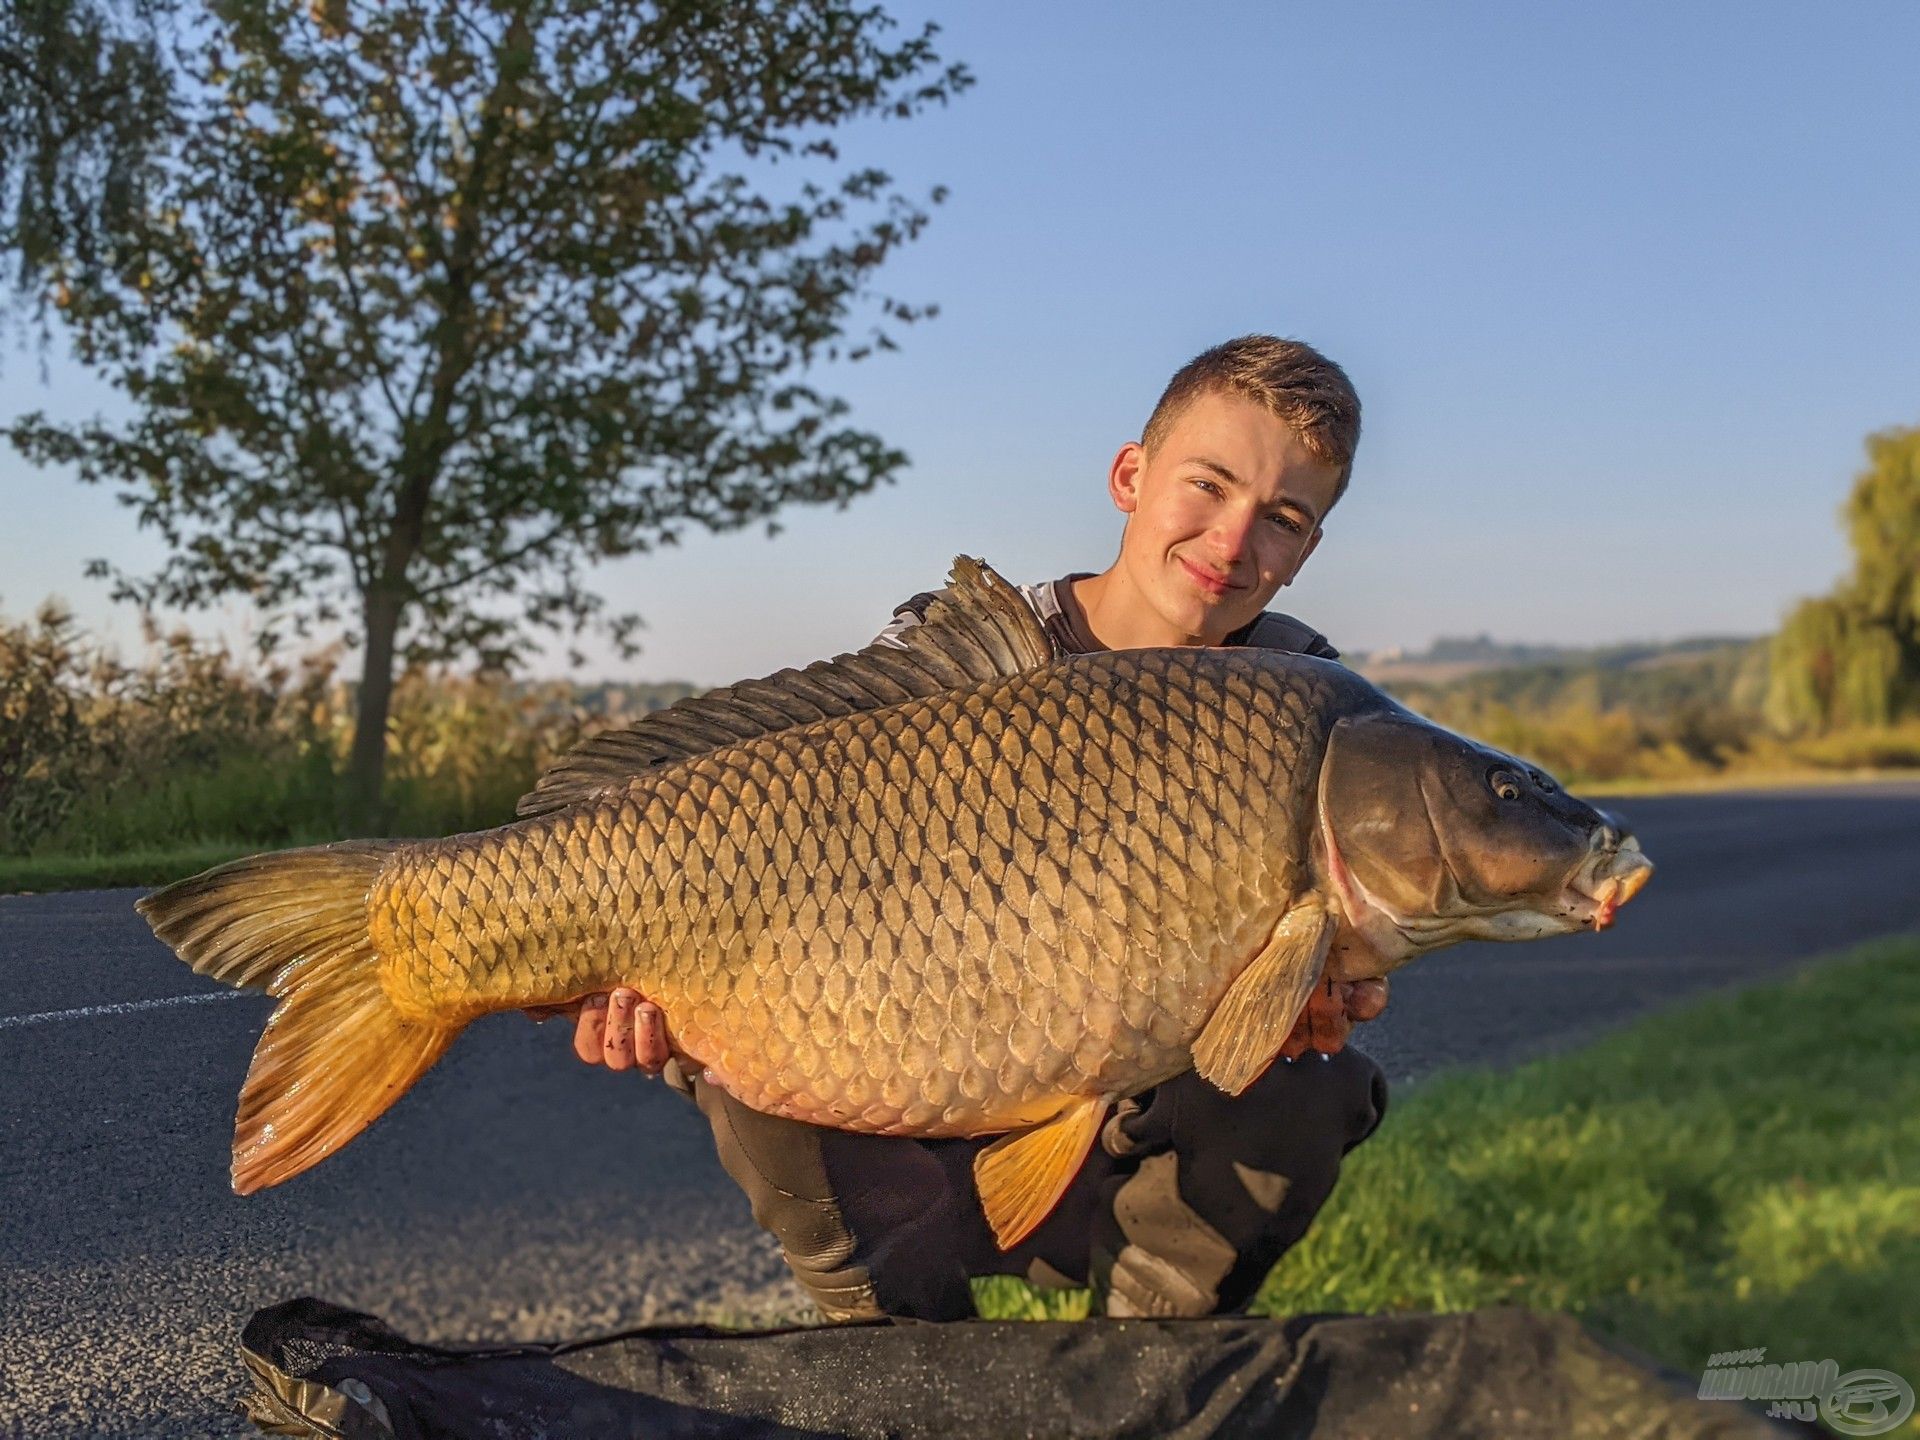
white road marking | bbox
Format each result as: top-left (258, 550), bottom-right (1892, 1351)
top-left (0, 990), bottom-right (249, 1030)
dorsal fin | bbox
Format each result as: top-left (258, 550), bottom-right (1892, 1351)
top-left (515, 556), bottom-right (1056, 817)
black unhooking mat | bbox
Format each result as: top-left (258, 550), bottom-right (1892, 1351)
top-left (238, 1296), bottom-right (1811, 1439)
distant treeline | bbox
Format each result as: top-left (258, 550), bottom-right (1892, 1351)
top-left (1356, 633), bottom-right (1759, 686)
top-left (1385, 636), bottom-right (1920, 785)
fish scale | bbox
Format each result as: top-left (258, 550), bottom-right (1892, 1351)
top-left (367, 647), bottom-right (1346, 1137)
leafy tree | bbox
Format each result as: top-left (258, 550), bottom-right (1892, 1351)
top-left (1768, 425), bottom-right (1920, 730)
top-left (0, 0), bottom-right (176, 318)
top-left (4, 0), bottom-right (967, 824)
top-left (1844, 424), bottom-right (1920, 634)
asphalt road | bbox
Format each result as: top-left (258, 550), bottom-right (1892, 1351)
top-left (4, 780), bottom-right (1919, 1437)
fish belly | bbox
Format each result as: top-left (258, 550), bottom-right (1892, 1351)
top-left (372, 651), bottom-right (1327, 1138)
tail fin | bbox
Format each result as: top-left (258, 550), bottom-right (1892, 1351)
top-left (136, 842), bottom-right (458, 1195)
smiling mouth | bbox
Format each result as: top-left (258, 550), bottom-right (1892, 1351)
top-left (1177, 558), bottom-right (1236, 596)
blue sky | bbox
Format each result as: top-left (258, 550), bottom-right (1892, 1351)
top-left (6, 2), bottom-right (1919, 685)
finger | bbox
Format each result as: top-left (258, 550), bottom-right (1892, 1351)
top-left (1346, 977), bottom-right (1389, 1023)
top-left (572, 995), bottom-right (610, 1065)
top-left (602, 989), bottom-right (639, 1071)
top-left (1278, 991), bottom-right (1321, 1060)
top-left (1307, 1010), bottom-right (1349, 1055)
top-left (633, 1000), bottom-right (670, 1075)
top-left (1306, 980), bottom-right (1352, 1054)
top-left (1283, 979), bottom-right (1338, 1059)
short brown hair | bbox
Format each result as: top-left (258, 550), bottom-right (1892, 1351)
top-left (1142, 335), bottom-right (1362, 504)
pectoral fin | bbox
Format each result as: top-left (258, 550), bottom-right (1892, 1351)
top-left (1192, 903), bottom-right (1336, 1096)
top-left (973, 1094), bottom-right (1112, 1250)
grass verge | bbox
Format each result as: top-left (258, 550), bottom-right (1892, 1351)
top-left (0, 839), bottom-right (326, 893)
top-left (978, 935), bottom-right (1920, 1393)
top-left (1581, 767), bottom-right (1920, 798)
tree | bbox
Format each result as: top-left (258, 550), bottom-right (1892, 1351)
top-left (1767, 425), bottom-right (1920, 731)
top-left (0, 0), bottom-right (177, 319)
top-left (4, 0), bottom-right (968, 825)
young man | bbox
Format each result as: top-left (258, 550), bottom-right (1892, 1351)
top-left (553, 335), bottom-right (1390, 1321)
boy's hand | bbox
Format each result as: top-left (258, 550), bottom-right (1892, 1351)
top-left (530, 970), bottom-right (1386, 1077)
top-left (524, 989), bottom-right (671, 1075)
top-left (1278, 974), bottom-right (1389, 1060)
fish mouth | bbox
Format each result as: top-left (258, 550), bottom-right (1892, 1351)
top-left (1563, 836), bottom-right (1654, 931)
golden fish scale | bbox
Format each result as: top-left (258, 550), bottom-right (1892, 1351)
top-left (368, 650), bottom-right (1346, 1136)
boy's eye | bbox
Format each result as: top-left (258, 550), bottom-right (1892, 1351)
top-left (1266, 513), bottom-right (1302, 533)
top-left (1190, 477), bottom-right (1221, 496)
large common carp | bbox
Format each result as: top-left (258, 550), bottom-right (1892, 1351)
top-left (139, 558), bottom-right (1651, 1248)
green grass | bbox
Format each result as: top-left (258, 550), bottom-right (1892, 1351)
top-left (1581, 766), bottom-right (1920, 798)
top-left (973, 1275), bottom-right (1094, 1321)
top-left (0, 838), bottom-right (325, 893)
top-left (978, 936), bottom-right (1920, 1396)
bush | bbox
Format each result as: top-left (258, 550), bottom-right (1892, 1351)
top-left (0, 602), bottom-right (683, 858)
top-left (0, 602), bottom-right (96, 849)
top-left (1787, 720), bottom-right (1920, 772)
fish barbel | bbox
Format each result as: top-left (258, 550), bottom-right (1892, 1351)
top-left (138, 558), bottom-right (1651, 1247)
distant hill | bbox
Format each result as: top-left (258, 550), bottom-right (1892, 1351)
top-left (564, 679), bottom-right (703, 714)
top-left (534, 636), bottom-right (1776, 733)
top-left (1371, 636), bottom-right (1774, 728)
top-left (1352, 634), bottom-right (1762, 687)
top-left (497, 678), bottom-right (703, 728)
top-left (542, 638), bottom-right (1774, 722)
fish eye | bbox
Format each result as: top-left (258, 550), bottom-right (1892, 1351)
top-left (1488, 767), bottom-right (1523, 801)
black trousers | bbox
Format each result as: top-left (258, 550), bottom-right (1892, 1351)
top-left (690, 1048), bottom-right (1389, 1322)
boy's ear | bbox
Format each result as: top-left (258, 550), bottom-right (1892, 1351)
top-left (1108, 442), bottom-right (1146, 513)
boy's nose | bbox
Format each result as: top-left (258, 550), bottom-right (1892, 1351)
top-left (1209, 511), bottom-right (1256, 565)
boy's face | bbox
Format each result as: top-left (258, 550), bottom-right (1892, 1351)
top-left (1108, 390), bottom-right (1342, 645)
